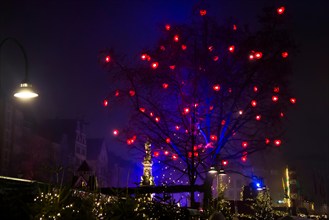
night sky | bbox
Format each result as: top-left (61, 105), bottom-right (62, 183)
top-left (1, 0), bottom-right (328, 200)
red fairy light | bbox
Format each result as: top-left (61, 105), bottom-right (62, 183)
top-left (162, 83), bottom-right (169, 89)
top-left (282, 51), bottom-right (289, 58)
top-left (274, 139), bottom-right (281, 146)
top-left (256, 115), bottom-right (261, 121)
top-left (239, 110), bottom-right (243, 115)
top-left (249, 54), bottom-right (255, 60)
top-left (166, 138), bottom-right (171, 143)
top-left (221, 120), bottom-right (226, 125)
top-left (172, 154), bottom-right (178, 160)
top-left (155, 117), bottom-right (160, 122)
top-left (181, 44), bottom-right (187, 50)
top-left (188, 152), bottom-right (192, 158)
top-left (222, 160), bottom-right (228, 166)
top-left (193, 146), bottom-right (198, 151)
top-left (213, 56), bottom-right (219, 61)
top-left (169, 65), bottom-right (176, 70)
top-left (209, 106), bottom-right (214, 110)
top-left (150, 112), bottom-right (154, 117)
top-left (277, 6), bottom-right (285, 15)
top-left (139, 107), bottom-right (145, 112)
top-left (210, 135), bottom-right (217, 141)
top-left (151, 62), bottom-right (159, 69)
top-left (228, 88), bottom-right (232, 93)
top-left (274, 87), bottom-right (280, 93)
top-left (228, 45), bottom-right (235, 53)
top-left (115, 90), bottom-right (120, 97)
top-left (208, 46), bottom-right (214, 52)
top-left (251, 100), bottom-right (257, 107)
top-left (141, 53), bottom-right (148, 60)
top-left (199, 9), bottom-right (207, 16)
top-left (129, 90), bottom-right (135, 96)
top-left (154, 151), bottom-right (160, 157)
top-left (280, 112), bottom-right (284, 118)
top-left (175, 125), bottom-right (180, 130)
top-left (272, 96), bottom-right (279, 102)
top-left (173, 35), bottom-right (179, 42)
top-left (265, 138), bottom-right (270, 144)
top-left (290, 97), bottom-right (296, 104)
top-left (253, 86), bottom-right (258, 92)
top-left (165, 24), bottom-right (171, 31)
top-left (113, 129), bottom-right (119, 136)
top-left (194, 152), bottom-right (199, 157)
top-left (241, 156), bottom-right (247, 162)
top-left (164, 151), bottom-right (169, 155)
top-left (127, 139), bottom-right (132, 145)
top-left (103, 99), bottom-right (108, 107)
top-left (213, 84), bottom-right (221, 91)
top-left (160, 45), bottom-right (166, 51)
top-left (183, 107), bottom-right (190, 114)
top-left (242, 141), bottom-right (248, 148)
top-left (105, 55), bottom-right (111, 63)
top-left (255, 52), bottom-right (262, 59)
top-left (233, 24), bottom-right (237, 30)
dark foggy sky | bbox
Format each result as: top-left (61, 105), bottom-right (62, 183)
top-left (1, 0), bottom-right (328, 197)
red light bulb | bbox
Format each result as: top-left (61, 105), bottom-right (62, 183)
top-left (251, 100), bottom-right (257, 107)
top-left (139, 107), bottom-right (145, 112)
top-left (274, 87), bottom-right (280, 93)
top-left (213, 84), bottom-right (221, 91)
top-left (113, 129), bottom-right (119, 136)
top-left (129, 90), bottom-right (135, 96)
top-left (277, 6), bottom-right (285, 15)
top-left (282, 51), bottom-right (289, 58)
top-left (222, 160), bottom-right (228, 166)
top-left (173, 35), bottom-right (179, 42)
top-left (183, 107), bottom-right (190, 114)
top-left (228, 45), bottom-right (235, 53)
top-left (253, 86), bottom-right (258, 92)
top-left (210, 135), bottom-right (217, 141)
top-left (151, 62), bottom-right (159, 69)
top-left (181, 44), bottom-right (187, 50)
top-left (255, 52), bottom-right (263, 59)
top-left (199, 9), bottom-right (207, 16)
top-left (233, 24), bottom-right (237, 31)
top-left (103, 99), bottom-right (108, 107)
top-left (105, 55), bottom-right (111, 63)
top-left (290, 97), bottom-right (296, 104)
top-left (265, 138), bottom-right (270, 144)
top-left (164, 151), bottom-right (169, 156)
top-left (241, 156), bottom-right (247, 162)
top-left (172, 154), bottom-right (178, 160)
top-left (154, 151), bottom-right (160, 157)
top-left (169, 65), bottom-right (175, 70)
top-left (242, 141), bottom-right (248, 148)
top-left (272, 96), bottom-right (279, 102)
top-left (166, 138), bottom-right (170, 143)
top-left (165, 24), bottom-right (171, 31)
top-left (213, 56), bottom-right (219, 61)
top-left (162, 83), bottom-right (169, 89)
top-left (256, 115), bottom-right (261, 121)
top-left (274, 139), bottom-right (281, 146)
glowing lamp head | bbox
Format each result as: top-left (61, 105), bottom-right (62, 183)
top-left (213, 84), bottom-right (220, 91)
top-left (277, 6), bottom-right (285, 15)
top-left (199, 9), bottom-right (207, 16)
top-left (151, 62), bottom-right (159, 69)
top-left (14, 83), bottom-right (39, 99)
top-left (208, 166), bottom-right (218, 174)
top-left (228, 45), bottom-right (235, 53)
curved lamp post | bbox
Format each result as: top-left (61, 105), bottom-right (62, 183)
top-left (0, 37), bottom-right (38, 99)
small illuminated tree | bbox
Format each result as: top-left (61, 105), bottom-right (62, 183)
top-left (100, 4), bottom-right (296, 206)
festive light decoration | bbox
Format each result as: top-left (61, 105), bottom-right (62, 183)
top-left (213, 84), bottom-right (221, 91)
top-left (208, 46), bottom-right (214, 52)
top-left (274, 87), bottom-right (280, 93)
top-left (228, 45), bottom-right (235, 53)
top-left (290, 97), bottom-right (296, 104)
top-left (251, 100), bottom-right (257, 107)
top-left (173, 35), bottom-right (179, 42)
top-left (169, 65), bottom-right (175, 70)
top-left (166, 138), bottom-right (171, 143)
top-left (213, 56), bottom-right (219, 61)
top-left (113, 129), bottom-right (119, 136)
top-left (181, 44), bottom-right (187, 50)
top-left (277, 6), bottom-right (285, 15)
top-left (222, 160), bottom-right (228, 166)
top-left (233, 24), bottom-right (237, 30)
top-left (256, 115), bottom-right (261, 120)
top-left (282, 51), bottom-right (289, 58)
top-left (103, 99), bottom-right (108, 107)
top-left (129, 90), bottom-right (135, 96)
top-left (154, 151), bottom-right (160, 157)
top-left (162, 83), bottom-right (169, 89)
top-left (242, 141), bottom-right (248, 148)
top-left (265, 138), bottom-right (270, 144)
top-left (151, 62), bottom-right (159, 69)
top-left (115, 90), bottom-right (119, 97)
top-left (183, 107), bottom-right (190, 114)
top-left (139, 107), bottom-right (145, 112)
top-left (165, 24), bottom-right (171, 31)
top-left (105, 55), bottom-right (111, 63)
top-left (255, 51), bottom-right (263, 59)
top-left (274, 139), bottom-right (281, 146)
top-left (210, 135), bottom-right (217, 141)
top-left (199, 9), bottom-right (207, 16)
top-left (280, 112), bottom-right (284, 117)
top-left (272, 95), bottom-right (279, 102)
top-left (253, 86), bottom-right (258, 92)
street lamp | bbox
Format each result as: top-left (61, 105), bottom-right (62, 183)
top-left (0, 37), bottom-right (38, 99)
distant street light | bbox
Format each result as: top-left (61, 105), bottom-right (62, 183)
top-left (0, 37), bottom-right (38, 99)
